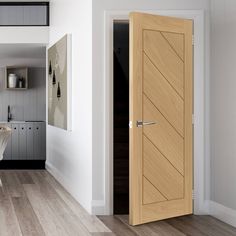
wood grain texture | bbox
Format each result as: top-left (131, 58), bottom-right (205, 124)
top-left (161, 32), bottom-right (184, 61)
top-left (12, 196), bottom-right (46, 236)
top-left (0, 170), bottom-right (110, 236)
top-left (129, 12), bottom-right (193, 225)
top-left (143, 177), bottom-right (166, 204)
top-left (42, 171), bottom-right (111, 233)
top-left (143, 95), bottom-right (184, 175)
top-left (129, 11), bottom-right (143, 225)
top-left (0, 172), bottom-right (22, 236)
top-left (143, 136), bottom-right (184, 200)
top-left (99, 215), bottom-right (236, 236)
top-left (144, 30), bottom-right (184, 98)
top-left (0, 171), bottom-right (236, 235)
top-left (143, 54), bottom-right (184, 136)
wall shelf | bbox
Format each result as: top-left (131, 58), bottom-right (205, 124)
top-left (5, 66), bottom-right (28, 90)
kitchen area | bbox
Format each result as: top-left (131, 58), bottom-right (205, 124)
top-left (0, 44), bottom-right (46, 168)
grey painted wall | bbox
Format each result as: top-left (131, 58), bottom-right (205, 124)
top-left (0, 67), bottom-right (46, 122)
top-left (210, 0), bottom-right (236, 210)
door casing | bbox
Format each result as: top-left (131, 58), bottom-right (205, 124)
top-left (103, 10), bottom-right (207, 216)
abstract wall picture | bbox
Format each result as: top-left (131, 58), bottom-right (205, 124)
top-left (48, 34), bottom-right (72, 131)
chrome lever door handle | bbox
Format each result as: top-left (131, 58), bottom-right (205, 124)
top-left (136, 120), bottom-right (157, 128)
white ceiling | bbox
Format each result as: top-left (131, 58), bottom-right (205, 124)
top-left (0, 44), bottom-right (46, 67)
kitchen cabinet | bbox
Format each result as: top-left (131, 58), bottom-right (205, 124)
top-left (11, 124), bottom-right (19, 160)
top-left (33, 122), bottom-right (46, 160)
top-left (2, 122), bottom-right (46, 160)
top-left (19, 124), bottom-right (27, 160)
top-left (26, 123), bottom-right (34, 160)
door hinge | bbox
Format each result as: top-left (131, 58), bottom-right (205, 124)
top-left (192, 189), bottom-right (195, 200)
top-left (192, 114), bottom-right (195, 125)
top-left (129, 121), bottom-right (133, 129)
top-left (192, 35), bottom-right (194, 45)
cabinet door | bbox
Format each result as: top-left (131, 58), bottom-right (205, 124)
top-left (33, 123), bottom-right (41, 160)
top-left (41, 122), bottom-right (46, 160)
top-left (26, 123), bottom-right (34, 160)
top-left (3, 123), bottom-right (12, 160)
top-left (33, 122), bottom-right (46, 160)
top-left (19, 124), bottom-right (27, 160)
top-left (11, 124), bottom-right (19, 160)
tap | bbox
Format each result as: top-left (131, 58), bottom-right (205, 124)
top-left (7, 105), bottom-right (12, 122)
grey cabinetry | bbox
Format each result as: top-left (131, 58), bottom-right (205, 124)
top-left (33, 122), bottom-right (46, 160)
top-left (19, 124), bottom-right (27, 160)
top-left (33, 123), bottom-right (41, 160)
top-left (2, 122), bottom-right (46, 160)
top-left (3, 124), bottom-right (12, 160)
top-left (11, 124), bottom-right (19, 160)
top-left (26, 123), bottom-right (34, 160)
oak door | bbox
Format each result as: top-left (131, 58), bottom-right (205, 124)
top-left (129, 12), bottom-right (193, 225)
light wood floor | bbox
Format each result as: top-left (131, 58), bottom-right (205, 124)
top-left (1, 170), bottom-right (236, 236)
top-left (99, 215), bottom-right (236, 236)
top-left (0, 170), bottom-right (111, 236)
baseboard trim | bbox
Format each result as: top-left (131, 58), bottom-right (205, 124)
top-left (45, 162), bottom-right (92, 214)
top-left (92, 200), bottom-right (105, 215)
top-left (209, 200), bottom-right (236, 227)
top-left (0, 160), bottom-right (45, 169)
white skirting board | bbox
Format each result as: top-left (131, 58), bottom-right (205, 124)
top-left (91, 200), bottom-right (106, 215)
top-left (45, 162), bottom-right (92, 214)
top-left (209, 200), bottom-right (236, 227)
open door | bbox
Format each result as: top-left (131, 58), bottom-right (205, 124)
top-left (129, 12), bottom-right (193, 225)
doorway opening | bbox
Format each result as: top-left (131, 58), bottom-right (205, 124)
top-left (113, 21), bottom-right (129, 214)
top-left (108, 11), bottom-right (205, 223)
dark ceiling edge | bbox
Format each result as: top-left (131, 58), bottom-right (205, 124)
top-left (0, 2), bottom-right (49, 6)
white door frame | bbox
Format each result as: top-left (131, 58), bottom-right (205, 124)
top-left (104, 10), bottom-right (208, 215)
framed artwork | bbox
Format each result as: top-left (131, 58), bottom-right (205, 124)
top-left (48, 34), bottom-right (72, 131)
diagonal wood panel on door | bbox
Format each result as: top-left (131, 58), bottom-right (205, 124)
top-left (143, 176), bottom-right (167, 204)
top-left (143, 30), bottom-right (184, 98)
top-left (143, 53), bottom-right (184, 136)
top-left (143, 95), bottom-right (184, 175)
top-left (130, 12), bottom-right (193, 225)
top-left (143, 136), bottom-right (184, 200)
top-left (161, 32), bottom-right (184, 61)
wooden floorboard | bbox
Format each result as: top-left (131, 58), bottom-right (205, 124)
top-left (1, 170), bottom-right (236, 236)
top-left (0, 170), bottom-right (110, 236)
top-left (12, 196), bottom-right (46, 236)
top-left (99, 214), bottom-right (236, 236)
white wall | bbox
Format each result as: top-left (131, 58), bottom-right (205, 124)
top-left (92, 0), bottom-right (210, 214)
top-left (0, 27), bottom-right (48, 44)
top-left (46, 0), bottom-right (93, 213)
top-left (210, 0), bottom-right (236, 226)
